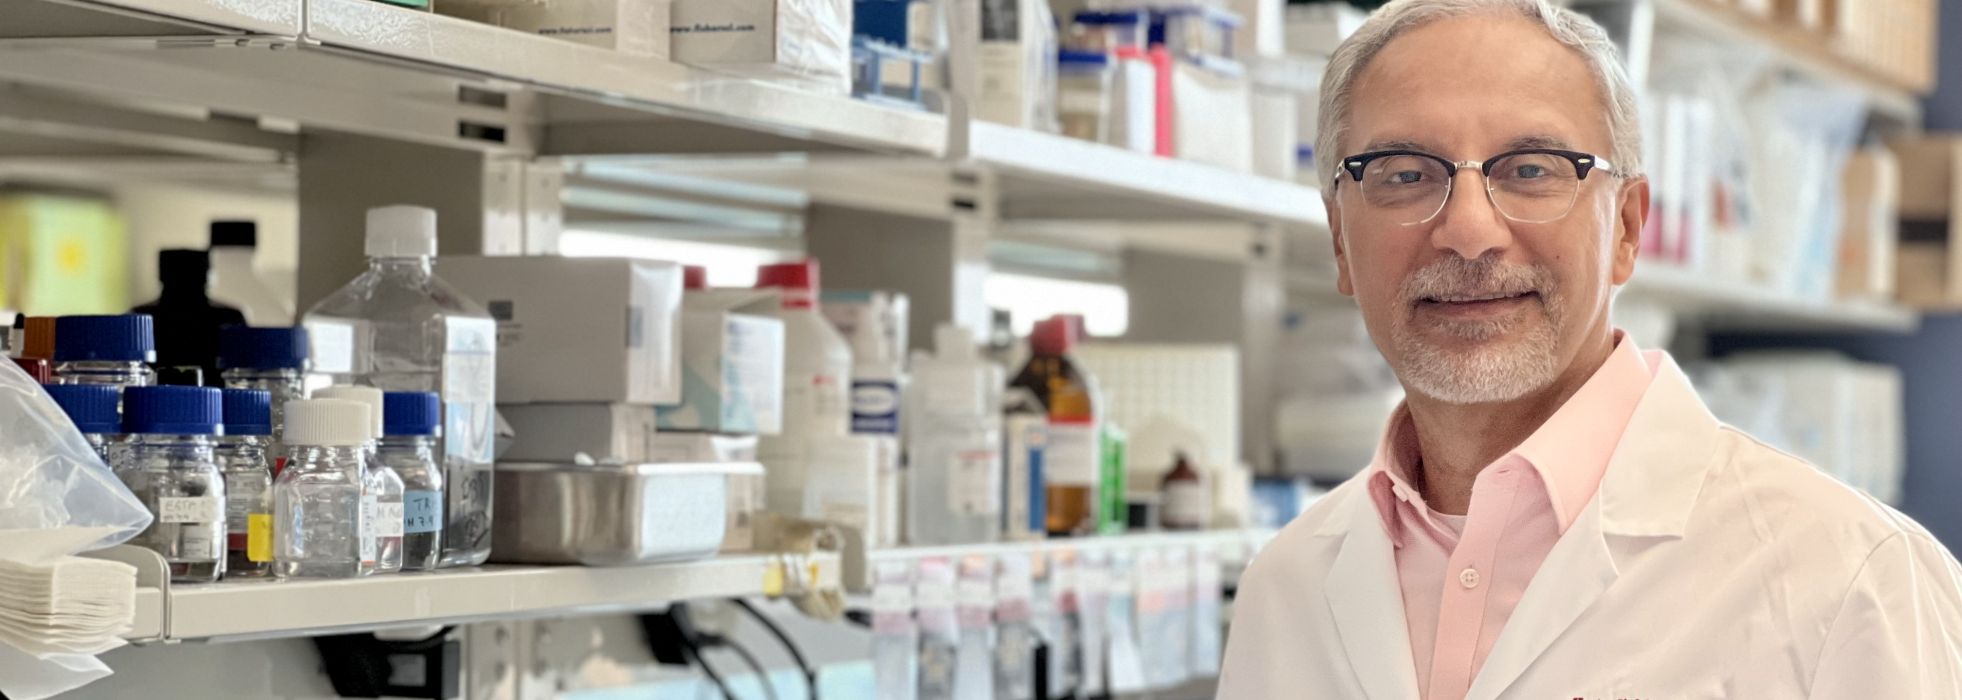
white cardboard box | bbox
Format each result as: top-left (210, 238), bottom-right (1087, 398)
top-left (654, 310), bottom-right (786, 435)
top-left (499, 403), bottom-right (661, 462)
top-left (438, 256), bottom-right (683, 406)
top-left (494, 0), bottom-right (672, 58)
top-left (670, 0), bottom-right (853, 94)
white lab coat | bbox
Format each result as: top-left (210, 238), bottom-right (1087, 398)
top-left (1218, 356), bottom-right (1962, 699)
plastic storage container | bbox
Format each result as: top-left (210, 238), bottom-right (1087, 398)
top-left (905, 325), bottom-right (1005, 545)
top-left (53, 315), bottom-right (157, 389)
top-left (121, 385), bottom-right (228, 583)
top-left (1056, 50), bottom-right (1114, 142)
top-left (489, 462), bottom-right (738, 565)
top-left (303, 205), bottom-right (497, 568)
top-left (755, 260), bottom-right (855, 517)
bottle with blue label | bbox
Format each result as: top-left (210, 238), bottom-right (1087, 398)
top-left (379, 391), bottom-right (444, 572)
top-left (821, 290), bottom-right (910, 437)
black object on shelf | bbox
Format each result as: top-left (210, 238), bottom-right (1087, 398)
top-left (312, 628), bottom-right (460, 699)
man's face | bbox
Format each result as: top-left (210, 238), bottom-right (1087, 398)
top-left (1328, 14), bottom-right (1645, 405)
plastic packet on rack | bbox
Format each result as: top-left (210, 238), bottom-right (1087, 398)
top-left (0, 362), bottom-right (151, 558)
top-left (916, 557), bottom-right (961, 700)
top-left (1075, 550), bottom-right (1110, 697)
top-left (993, 553), bottom-right (1038, 700)
top-left (872, 561), bottom-right (920, 700)
top-left (1104, 550), bottom-right (1146, 693)
top-left (1040, 550), bottom-right (1082, 699)
top-left (953, 555), bottom-right (996, 700)
top-left (1190, 544), bottom-right (1224, 676)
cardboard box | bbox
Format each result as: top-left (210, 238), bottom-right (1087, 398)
top-left (1172, 61), bottom-right (1252, 172)
top-left (1836, 146), bottom-right (1900, 300)
top-left (438, 256), bottom-right (684, 406)
top-left (494, 0), bottom-right (672, 58)
top-left (649, 433), bottom-right (760, 462)
top-left (670, 0), bottom-right (854, 94)
top-left (500, 403), bottom-right (662, 462)
top-left (973, 0), bottom-right (1057, 129)
top-left (654, 310), bottom-right (786, 435)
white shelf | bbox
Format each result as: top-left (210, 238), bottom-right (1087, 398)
top-left (127, 553), bottom-right (838, 643)
top-left (969, 123), bottom-right (1328, 226)
top-left (1646, 0), bottom-right (1921, 128)
top-left (1622, 264), bottom-right (1918, 333)
top-left (867, 529), bottom-right (1275, 566)
top-left (0, 0), bottom-right (300, 39)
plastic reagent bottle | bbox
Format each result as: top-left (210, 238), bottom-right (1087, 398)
top-left (381, 391), bottom-right (445, 572)
top-left (130, 248), bottom-right (247, 383)
top-left (219, 389), bottom-right (276, 579)
top-left (274, 399), bottom-right (373, 579)
top-left (1010, 317), bottom-right (1101, 536)
top-left (121, 385), bottom-right (228, 583)
top-left (217, 325), bottom-right (309, 447)
top-left (905, 324), bottom-right (1005, 545)
top-left (45, 384), bottom-right (122, 463)
top-left (314, 385), bottom-right (404, 575)
top-left (53, 314), bottom-right (157, 389)
top-left (207, 220), bottom-right (297, 326)
top-left (754, 260), bottom-right (855, 516)
top-left (302, 205), bottom-right (497, 568)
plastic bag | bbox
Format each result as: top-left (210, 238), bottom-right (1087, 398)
top-left (0, 361), bottom-right (151, 556)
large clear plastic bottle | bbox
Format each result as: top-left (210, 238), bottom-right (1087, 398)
top-left (302, 205), bottom-right (496, 567)
top-left (754, 260), bottom-right (854, 517)
top-left (314, 385), bottom-right (403, 575)
top-left (217, 325), bottom-right (309, 450)
top-left (45, 384), bottom-right (121, 463)
top-left (219, 389), bottom-right (275, 579)
top-left (53, 314), bottom-right (157, 390)
top-left (905, 324), bottom-right (1004, 545)
top-left (381, 391), bottom-right (444, 571)
top-left (121, 386), bottom-right (228, 583)
top-left (274, 399), bottom-right (372, 579)
top-left (207, 220), bottom-right (296, 326)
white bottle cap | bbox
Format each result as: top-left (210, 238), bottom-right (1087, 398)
top-left (283, 399), bottom-right (372, 447)
top-left (364, 205), bottom-right (438, 259)
top-left (312, 385), bottom-right (384, 440)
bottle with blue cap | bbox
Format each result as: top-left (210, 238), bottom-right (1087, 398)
top-left (381, 391), bottom-right (444, 571)
top-left (45, 384), bottom-right (122, 463)
top-left (217, 325), bottom-right (309, 446)
top-left (219, 389), bottom-right (275, 579)
top-left (53, 314), bottom-right (158, 389)
top-left (302, 205), bottom-right (498, 568)
top-left (274, 398), bottom-right (372, 579)
top-left (122, 385), bottom-right (227, 583)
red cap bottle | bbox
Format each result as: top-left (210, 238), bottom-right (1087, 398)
top-left (12, 357), bottom-right (50, 383)
top-left (683, 265), bottom-right (709, 291)
top-left (756, 260), bottom-right (819, 309)
top-left (1030, 316), bottom-right (1078, 357)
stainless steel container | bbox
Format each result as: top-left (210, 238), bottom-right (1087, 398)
top-left (489, 461), bottom-right (741, 565)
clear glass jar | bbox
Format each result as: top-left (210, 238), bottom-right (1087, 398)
top-left (127, 434), bottom-right (227, 583)
top-left (275, 444), bottom-right (370, 579)
top-left (222, 368), bottom-right (307, 440)
top-left (1056, 51), bottom-right (1113, 143)
top-left (55, 360), bottom-right (156, 388)
top-left (219, 435), bottom-right (274, 579)
top-left (380, 434), bottom-right (444, 572)
top-left (366, 463), bottom-right (405, 575)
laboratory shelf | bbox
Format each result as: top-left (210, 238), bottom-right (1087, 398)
top-left (1622, 263), bottom-right (1918, 333)
top-left (123, 552), bottom-right (839, 643)
top-left (866, 529), bottom-right (1276, 566)
top-left (968, 123), bottom-right (1329, 226)
top-left (1646, 0), bottom-right (1921, 129)
top-left (0, 0), bottom-right (300, 39)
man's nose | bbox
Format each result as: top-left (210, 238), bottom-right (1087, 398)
top-left (1430, 172), bottom-right (1513, 260)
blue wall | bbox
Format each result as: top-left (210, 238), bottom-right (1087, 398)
top-left (1712, 315), bottom-right (1962, 550)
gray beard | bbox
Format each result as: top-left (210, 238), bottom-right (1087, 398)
top-left (1388, 256), bottom-right (1563, 405)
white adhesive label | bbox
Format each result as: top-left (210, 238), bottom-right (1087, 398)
top-left (158, 496), bottom-right (221, 524)
top-left (949, 446), bottom-right (1003, 516)
top-left (180, 527), bottom-right (218, 560)
top-left (359, 495), bottom-right (378, 564)
top-left (1046, 423), bottom-right (1100, 485)
top-left (375, 502), bottom-right (406, 538)
top-left (1164, 481), bottom-right (1210, 527)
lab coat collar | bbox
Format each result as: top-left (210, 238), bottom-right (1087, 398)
top-left (1315, 353), bottom-right (1721, 700)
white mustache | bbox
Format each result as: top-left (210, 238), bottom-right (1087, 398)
top-left (1400, 256), bottom-right (1554, 305)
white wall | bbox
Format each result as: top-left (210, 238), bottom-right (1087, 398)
top-left (113, 184), bottom-right (297, 306)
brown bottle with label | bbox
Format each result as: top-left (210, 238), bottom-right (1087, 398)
top-left (1010, 316), bottom-right (1100, 536)
top-left (1160, 451), bottom-right (1210, 531)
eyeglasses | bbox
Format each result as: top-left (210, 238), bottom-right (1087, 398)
top-left (1333, 148), bottom-right (1616, 226)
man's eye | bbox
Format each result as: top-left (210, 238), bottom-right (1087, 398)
top-left (1512, 164), bottom-right (1547, 179)
top-left (1389, 170), bottom-right (1426, 185)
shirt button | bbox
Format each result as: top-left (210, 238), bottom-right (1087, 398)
top-left (1459, 567), bottom-right (1481, 589)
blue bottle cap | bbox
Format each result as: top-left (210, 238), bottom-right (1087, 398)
top-left (122, 385), bottom-right (222, 436)
top-left (44, 384), bottom-right (121, 434)
top-left (53, 315), bottom-right (156, 363)
top-left (216, 325), bottom-right (308, 370)
top-left (221, 388), bottom-right (272, 436)
top-left (382, 391), bottom-right (441, 437)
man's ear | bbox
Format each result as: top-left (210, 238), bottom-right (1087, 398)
top-left (1329, 196), bottom-right (1355, 298)
top-left (1611, 177), bottom-right (1648, 286)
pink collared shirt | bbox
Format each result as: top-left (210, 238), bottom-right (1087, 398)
top-left (1367, 334), bottom-right (1662, 700)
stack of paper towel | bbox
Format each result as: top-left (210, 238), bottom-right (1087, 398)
top-left (0, 552), bottom-right (138, 700)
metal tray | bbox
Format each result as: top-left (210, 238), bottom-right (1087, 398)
top-left (489, 461), bottom-right (744, 566)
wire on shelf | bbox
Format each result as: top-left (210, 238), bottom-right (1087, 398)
top-left (721, 640), bottom-right (782, 700)
top-left (734, 598), bottom-right (820, 700)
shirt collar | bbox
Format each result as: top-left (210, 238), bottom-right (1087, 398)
top-left (1366, 331), bottom-right (1660, 544)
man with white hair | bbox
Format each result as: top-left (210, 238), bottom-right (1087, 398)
top-left (1217, 1), bottom-right (1962, 698)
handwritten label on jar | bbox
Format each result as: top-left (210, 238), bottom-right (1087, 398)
top-left (158, 496), bottom-right (221, 524)
top-left (403, 490), bottom-right (443, 534)
top-left (375, 502), bottom-right (405, 538)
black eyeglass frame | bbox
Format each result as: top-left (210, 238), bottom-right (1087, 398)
top-left (1333, 147), bottom-right (1615, 186)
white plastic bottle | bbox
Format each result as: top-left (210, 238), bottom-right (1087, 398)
top-left (314, 385), bottom-right (404, 575)
top-left (207, 220), bottom-right (296, 326)
top-left (754, 260), bottom-right (854, 516)
top-left (303, 205), bottom-right (497, 568)
top-left (905, 325), bottom-right (1004, 545)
